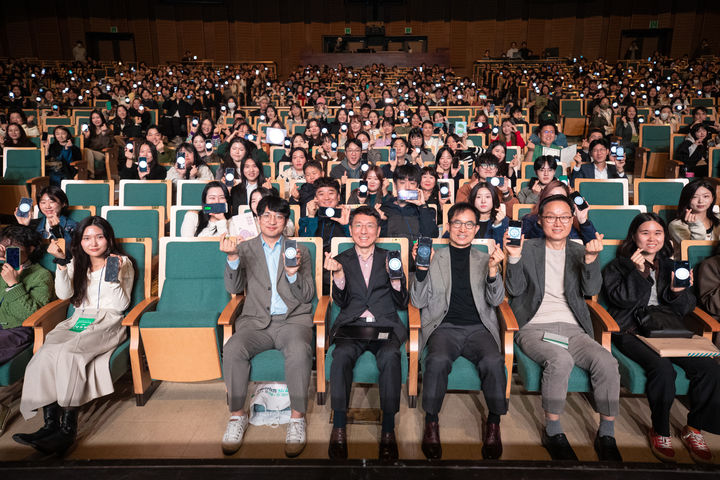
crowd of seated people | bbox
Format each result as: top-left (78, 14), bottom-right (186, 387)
top-left (0, 53), bottom-right (720, 463)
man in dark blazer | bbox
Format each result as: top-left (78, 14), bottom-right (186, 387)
top-left (410, 203), bottom-right (506, 460)
top-left (219, 196), bottom-right (315, 458)
top-left (323, 205), bottom-right (409, 461)
top-left (505, 194), bottom-right (621, 462)
top-left (570, 138), bottom-right (627, 187)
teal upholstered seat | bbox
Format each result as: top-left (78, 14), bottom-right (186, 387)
top-left (0, 346), bottom-right (33, 386)
top-left (612, 346), bottom-right (689, 395)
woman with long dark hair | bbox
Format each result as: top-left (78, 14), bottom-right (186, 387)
top-left (180, 181), bottom-right (234, 237)
top-left (43, 126), bottom-right (80, 186)
top-left (81, 109), bottom-right (115, 178)
top-left (668, 179), bottom-right (720, 252)
top-left (603, 213), bottom-right (720, 463)
top-left (14, 216), bottom-right (135, 455)
top-left (166, 142), bottom-right (213, 183)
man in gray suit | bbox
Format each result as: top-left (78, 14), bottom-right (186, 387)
top-left (219, 196), bottom-right (315, 458)
top-left (506, 194), bottom-right (621, 462)
top-left (410, 203), bottom-right (506, 460)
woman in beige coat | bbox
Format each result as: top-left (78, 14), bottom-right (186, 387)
top-left (13, 216), bottom-right (134, 455)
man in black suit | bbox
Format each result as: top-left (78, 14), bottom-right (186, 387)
top-left (570, 138), bottom-right (627, 187)
top-left (323, 205), bottom-right (409, 461)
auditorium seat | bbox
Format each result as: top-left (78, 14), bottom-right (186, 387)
top-left (316, 237), bottom-right (420, 407)
top-left (633, 178), bottom-right (688, 211)
top-left (0, 147), bottom-right (47, 216)
top-left (587, 205), bottom-right (646, 240)
top-left (575, 178), bottom-right (628, 206)
top-left (101, 206), bottom-right (164, 256)
top-left (176, 179), bottom-right (211, 206)
top-left (119, 179), bottom-right (172, 222)
top-left (62, 179), bottom-right (114, 214)
top-left (635, 124), bottom-right (671, 178)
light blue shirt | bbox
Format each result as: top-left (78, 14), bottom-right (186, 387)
top-left (227, 237), bottom-right (297, 315)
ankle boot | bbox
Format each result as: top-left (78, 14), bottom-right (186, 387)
top-left (12, 402), bottom-right (60, 447)
top-left (35, 407), bottom-right (79, 455)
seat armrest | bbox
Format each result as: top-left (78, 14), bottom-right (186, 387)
top-left (314, 296), bottom-right (332, 398)
top-left (22, 298), bottom-right (70, 353)
top-left (122, 297), bottom-right (159, 327)
top-left (313, 295), bottom-right (331, 325)
top-left (586, 299), bottom-right (619, 351)
top-left (219, 294), bottom-right (245, 346)
top-left (497, 301), bottom-right (519, 332)
top-left (686, 307), bottom-right (720, 341)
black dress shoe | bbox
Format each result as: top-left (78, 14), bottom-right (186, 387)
top-left (421, 421), bottom-right (442, 460)
top-left (541, 431), bottom-right (578, 461)
top-left (379, 431), bottom-right (398, 461)
top-left (481, 422), bottom-right (503, 459)
top-left (594, 432), bottom-right (622, 462)
top-left (328, 427), bottom-right (348, 460)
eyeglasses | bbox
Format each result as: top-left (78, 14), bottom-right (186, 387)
top-left (351, 223), bottom-right (377, 231)
top-left (449, 220), bottom-right (478, 229)
top-left (346, 148), bottom-right (361, 153)
top-left (259, 212), bottom-right (286, 222)
top-left (540, 130), bottom-right (555, 135)
top-left (541, 215), bottom-right (573, 224)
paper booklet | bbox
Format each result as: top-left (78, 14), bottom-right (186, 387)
top-left (543, 145), bottom-right (577, 168)
top-left (234, 211), bottom-right (259, 240)
top-left (637, 335), bottom-right (720, 358)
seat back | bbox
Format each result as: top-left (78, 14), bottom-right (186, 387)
top-left (633, 179), bottom-right (688, 211)
top-left (652, 205), bottom-right (678, 225)
top-left (560, 99), bottom-right (584, 118)
top-left (2, 148), bottom-right (42, 184)
top-left (170, 205), bottom-right (200, 237)
top-left (587, 205), bottom-right (646, 240)
top-left (681, 240), bottom-right (720, 271)
top-left (639, 125), bottom-right (671, 153)
top-left (512, 203), bottom-right (534, 220)
top-left (66, 205), bottom-right (96, 223)
top-left (176, 179), bottom-right (211, 206)
top-left (710, 147), bottom-right (720, 178)
top-left (117, 237), bottom-right (153, 308)
top-left (119, 180), bottom-right (171, 221)
top-left (62, 180), bottom-right (114, 214)
top-left (576, 179), bottom-right (628, 206)
top-left (101, 206), bottom-right (164, 256)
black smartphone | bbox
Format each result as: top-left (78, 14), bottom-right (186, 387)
top-left (673, 261), bottom-right (691, 288)
top-left (319, 206), bottom-right (342, 218)
top-left (138, 157), bottom-right (148, 173)
top-left (6, 246), bottom-right (21, 270)
top-left (205, 141), bottom-right (213, 151)
top-left (191, 117), bottom-right (199, 127)
top-left (358, 180), bottom-right (369, 197)
top-left (42, 132), bottom-right (48, 141)
top-left (488, 177), bottom-right (504, 187)
top-left (398, 189), bottom-right (419, 201)
top-left (610, 142), bottom-right (618, 154)
top-left (284, 239), bottom-right (298, 268)
top-left (416, 237), bottom-right (433, 268)
top-left (104, 256), bottom-right (120, 283)
top-left (224, 168), bottom-right (235, 187)
top-left (438, 182), bottom-right (451, 200)
top-left (17, 197), bottom-right (33, 218)
top-left (0, 114), bottom-right (6, 124)
top-left (387, 251), bottom-right (403, 279)
top-left (389, 149), bottom-right (397, 162)
top-left (570, 192), bottom-right (589, 210)
top-left (508, 220), bottom-right (522, 246)
top-left (176, 152), bottom-right (186, 170)
top-left (202, 203), bottom-right (227, 214)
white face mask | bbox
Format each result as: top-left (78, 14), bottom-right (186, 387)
top-left (227, 102), bottom-right (236, 109)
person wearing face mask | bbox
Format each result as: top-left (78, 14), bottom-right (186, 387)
top-left (653, 105), bottom-right (679, 133)
top-left (570, 138), bottom-right (626, 187)
top-left (675, 124), bottom-right (711, 177)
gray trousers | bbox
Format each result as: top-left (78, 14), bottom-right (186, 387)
top-left (515, 322), bottom-right (620, 417)
top-left (222, 317), bottom-right (313, 413)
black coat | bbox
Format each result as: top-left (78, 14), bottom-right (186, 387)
top-left (602, 256), bottom-right (696, 332)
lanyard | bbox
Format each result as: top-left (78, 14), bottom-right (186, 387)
top-left (80, 265), bottom-right (105, 316)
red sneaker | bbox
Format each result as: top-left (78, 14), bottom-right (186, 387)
top-left (648, 428), bottom-right (675, 462)
top-left (680, 425), bottom-right (713, 464)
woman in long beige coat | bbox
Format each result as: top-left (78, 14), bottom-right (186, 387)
top-left (13, 216), bottom-right (134, 455)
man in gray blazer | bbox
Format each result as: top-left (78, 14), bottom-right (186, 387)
top-left (410, 203), bottom-right (506, 460)
top-left (219, 196), bottom-right (315, 458)
top-left (506, 194), bottom-right (621, 462)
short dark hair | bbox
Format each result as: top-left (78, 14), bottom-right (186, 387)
top-left (36, 185), bottom-right (70, 216)
top-left (538, 121), bottom-right (558, 135)
top-left (692, 106), bottom-right (708, 116)
top-left (345, 138), bottom-right (362, 151)
top-left (394, 164), bottom-right (419, 183)
top-left (588, 138), bottom-right (610, 153)
top-left (303, 160), bottom-right (324, 173)
top-left (618, 213), bottom-right (674, 260)
top-left (256, 196), bottom-right (290, 220)
top-left (349, 205), bottom-right (380, 225)
top-left (448, 202), bottom-right (480, 224)
top-left (313, 176), bottom-right (340, 194)
top-left (534, 155), bottom-right (558, 172)
top-left (537, 194), bottom-right (574, 216)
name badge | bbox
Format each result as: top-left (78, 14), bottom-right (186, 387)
top-left (70, 317), bottom-right (96, 333)
top-left (365, 316), bottom-right (375, 323)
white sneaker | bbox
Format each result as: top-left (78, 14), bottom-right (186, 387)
top-left (284, 417), bottom-right (307, 458)
top-left (221, 415), bottom-right (249, 455)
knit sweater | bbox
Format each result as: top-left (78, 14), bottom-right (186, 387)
top-left (0, 263), bottom-right (55, 329)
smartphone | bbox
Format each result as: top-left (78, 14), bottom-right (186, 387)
top-left (138, 157), bottom-right (148, 173)
top-left (673, 261), bottom-right (691, 288)
top-left (387, 251), bottom-right (403, 279)
top-left (570, 192), bottom-right (589, 210)
top-left (224, 168), bottom-right (235, 187)
top-left (191, 117), bottom-right (199, 127)
top-left (319, 206), bottom-right (342, 219)
top-left (202, 203), bottom-right (227, 214)
top-left (42, 132), bottom-right (48, 142)
top-left (205, 141), bottom-right (213, 151)
top-left (126, 142), bottom-right (134, 151)
top-left (415, 237), bottom-right (433, 268)
top-left (615, 146), bottom-right (625, 159)
top-left (508, 220), bottom-right (522, 246)
top-left (398, 189), bottom-right (419, 201)
top-left (389, 148), bottom-right (396, 162)
top-left (17, 197), bottom-right (33, 218)
top-left (610, 142), bottom-right (618, 154)
top-left (104, 256), bottom-right (120, 283)
top-left (6, 247), bottom-right (21, 270)
top-left (284, 239), bottom-right (298, 268)
top-left (176, 152), bottom-right (186, 169)
top-left (81, 123), bottom-right (89, 132)
top-left (488, 177), bottom-right (504, 187)
top-left (438, 182), bottom-right (451, 200)
top-left (358, 180), bottom-right (369, 197)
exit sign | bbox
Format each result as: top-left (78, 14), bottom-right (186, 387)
top-left (405, 27), bottom-right (412, 34)
top-left (110, 26), bottom-right (118, 33)
top-left (344, 27), bottom-right (351, 35)
top-left (649, 20), bottom-right (658, 29)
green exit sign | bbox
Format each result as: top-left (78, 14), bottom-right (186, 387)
top-left (110, 26), bottom-right (118, 33)
top-left (344, 27), bottom-right (351, 35)
top-left (405, 27), bottom-right (412, 34)
top-left (649, 20), bottom-right (658, 29)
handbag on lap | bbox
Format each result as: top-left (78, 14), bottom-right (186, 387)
top-left (633, 305), bottom-right (693, 339)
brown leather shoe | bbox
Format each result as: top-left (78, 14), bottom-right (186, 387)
top-left (328, 427), bottom-right (348, 460)
top-left (421, 421), bottom-right (442, 459)
top-left (481, 422), bottom-right (503, 459)
top-left (379, 431), bottom-right (398, 461)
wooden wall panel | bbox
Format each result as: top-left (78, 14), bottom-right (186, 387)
top-left (2, 0), bottom-right (719, 77)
